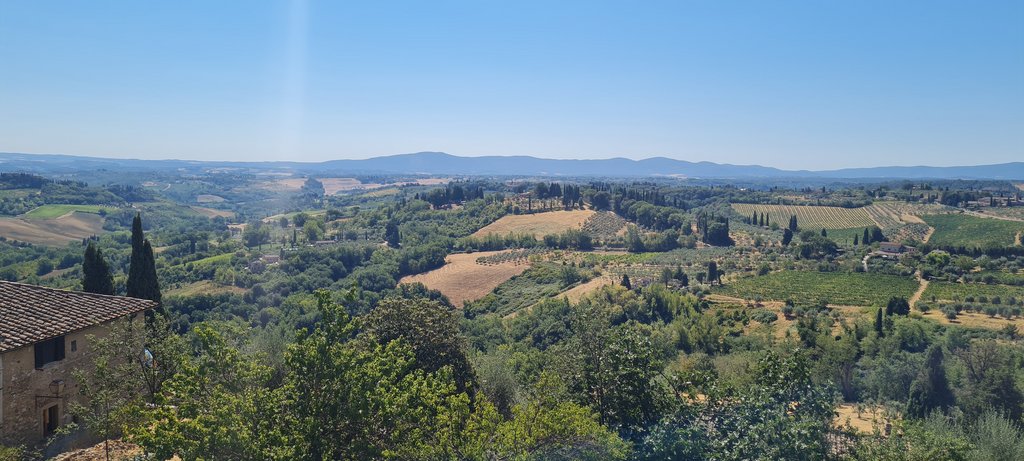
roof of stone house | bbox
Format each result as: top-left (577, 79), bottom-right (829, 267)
top-left (0, 281), bottom-right (157, 353)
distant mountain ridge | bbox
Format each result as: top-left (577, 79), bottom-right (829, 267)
top-left (2, 151), bottom-right (1023, 180)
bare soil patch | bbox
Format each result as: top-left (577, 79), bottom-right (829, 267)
top-left (472, 210), bottom-right (596, 239)
top-left (399, 251), bottom-right (531, 307)
top-left (0, 212), bottom-right (105, 246)
top-left (51, 440), bottom-right (144, 461)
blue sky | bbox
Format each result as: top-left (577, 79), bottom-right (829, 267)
top-left (1, 1), bottom-right (1021, 169)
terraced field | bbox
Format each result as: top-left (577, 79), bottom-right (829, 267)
top-left (717, 271), bottom-right (919, 307)
top-left (732, 204), bottom-right (875, 230)
top-left (733, 202), bottom-right (943, 243)
top-left (921, 214), bottom-right (1024, 247)
top-left (581, 211), bottom-right (628, 239)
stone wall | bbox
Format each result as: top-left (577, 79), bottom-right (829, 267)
top-left (1, 314), bottom-right (141, 447)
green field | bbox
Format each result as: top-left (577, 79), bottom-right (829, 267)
top-left (717, 270), bottom-right (919, 307)
top-left (922, 281), bottom-right (1024, 303)
top-left (922, 214), bottom-right (1023, 248)
top-left (22, 204), bottom-right (113, 219)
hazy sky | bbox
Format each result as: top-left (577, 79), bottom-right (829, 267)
top-left (1, 1), bottom-right (1021, 170)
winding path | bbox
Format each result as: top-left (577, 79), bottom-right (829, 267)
top-left (909, 270), bottom-right (929, 310)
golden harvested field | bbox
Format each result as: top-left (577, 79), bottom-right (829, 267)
top-left (321, 177), bottom-right (388, 195)
top-left (191, 206), bottom-right (235, 219)
top-left (399, 251), bottom-right (531, 307)
top-left (0, 212), bottom-right (105, 246)
top-left (471, 210), bottom-right (595, 239)
top-left (560, 276), bottom-right (614, 303)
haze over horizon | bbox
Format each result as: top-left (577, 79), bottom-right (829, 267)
top-left (2, 1), bottom-right (1022, 170)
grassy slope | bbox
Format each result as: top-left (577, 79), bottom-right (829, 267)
top-left (717, 270), bottom-right (919, 307)
top-left (22, 204), bottom-right (112, 219)
top-left (922, 214), bottom-right (1023, 247)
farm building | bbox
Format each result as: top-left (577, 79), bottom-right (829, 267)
top-left (0, 281), bottom-right (156, 448)
top-left (877, 242), bottom-right (915, 259)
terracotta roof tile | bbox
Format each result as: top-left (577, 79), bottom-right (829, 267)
top-left (0, 281), bottom-right (156, 353)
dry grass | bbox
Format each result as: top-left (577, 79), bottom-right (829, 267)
top-left (472, 210), bottom-right (595, 239)
top-left (835, 403), bottom-right (891, 434)
top-left (50, 439), bottom-right (173, 461)
top-left (0, 212), bottom-right (105, 246)
top-left (165, 280), bottom-right (248, 297)
top-left (254, 177), bottom-right (315, 192)
top-left (919, 309), bottom-right (1024, 331)
top-left (362, 187), bottom-right (400, 198)
top-left (399, 251), bottom-right (531, 307)
top-left (560, 276), bottom-right (615, 303)
top-left (190, 206), bottom-right (235, 219)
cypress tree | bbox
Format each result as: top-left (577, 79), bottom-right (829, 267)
top-left (863, 227), bottom-right (871, 245)
top-left (127, 214), bottom-right (145, 297)
top-left (906, 345), bottom-right (955, 418)
top-left (127, 214), bottom-right (161, 304)
top-left (82, 242), bottom-right (114, 295)
top-left (821, 228), bottom-right (827, 237)
top-left (384, 220), bottom-right (401, 248)
top-left (853, 234), bottom-right (859, 246)
top-left (621, 274), bottom-right (632, 290)
top-left (874, 308), bottom-right (884, 337)
top-left (782, 228), bottom-right (793, 246)
top-left (707, 261), bottom-right (719, 286)
top-left (789, 215), bottom-right (798, 232)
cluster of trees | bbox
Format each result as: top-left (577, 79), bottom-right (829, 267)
top-left (416, 182), bottom-right (487, 209)
top-left (695, 212), bottom-right (732, 246)
top-left (71, 293), bottom-right (629, 460)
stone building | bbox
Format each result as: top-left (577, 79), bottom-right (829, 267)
top-left (0, 281), bottom-right (156, 446)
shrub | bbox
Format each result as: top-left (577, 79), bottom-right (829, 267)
top-left (750, 309), bottom-right (778, 325)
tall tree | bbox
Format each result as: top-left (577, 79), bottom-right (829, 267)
top-left (782, 228), bottom-right (794, 246)
top-left (384, 219), bottom-right (401, 248)
top-left (82, 241), bottom-right (114, 295)
top-left (707, 261), bottom-right (719, 286)
top-left (789, 215), bottom-right (798, 231)
top-left (621, 274), bottom-right (632, 290)
top-left (906, 345), bottom-right (955, 418)
top-left (127, 214), bottom-right (161, 303)
top-left (863, 227), bottom-right (871, 245)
